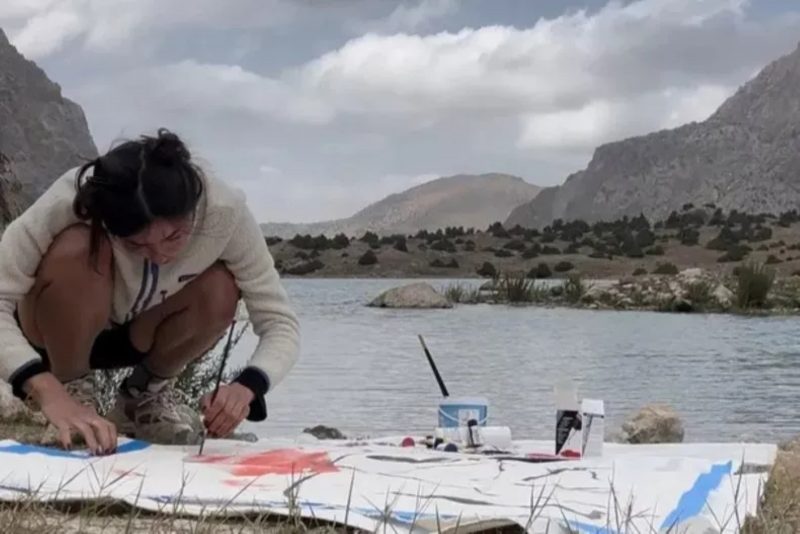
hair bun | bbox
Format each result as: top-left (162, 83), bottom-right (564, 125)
top-left (148, 128), bottom-right (190, 166)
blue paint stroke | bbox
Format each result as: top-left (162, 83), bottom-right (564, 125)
top-left (660, 461), bottom-right (732, 530)
top-left (568, 521), bottom-right (619, 534)
top-left (0, 439), bottom-right (150, 459)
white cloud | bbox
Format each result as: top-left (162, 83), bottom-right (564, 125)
top-left (3, 0), bottom-right (299, 58)
top-left (381, 0), bottom-right (459, 32)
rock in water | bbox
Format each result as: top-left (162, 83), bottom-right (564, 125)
top-left (368, 282), bottom-right (453, 309)
top-left (303, 425), bottom-right (346, 440)
top-left (0, 29), bottom-right (97, 209)
top-left (618, 404), bottom-right (685, 444)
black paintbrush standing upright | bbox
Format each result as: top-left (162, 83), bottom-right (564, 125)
top-left (417, 334), bottom-right (449, 398)
top-left (198, 320), bottom-right (237, 455)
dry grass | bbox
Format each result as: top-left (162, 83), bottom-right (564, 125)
top-left (743, 442), bottom-right (800, 534)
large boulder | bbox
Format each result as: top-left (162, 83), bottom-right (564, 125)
top-left (618, 404), bottom-right (685, 444)
top-left (368, 282), bottom-right (453, 309)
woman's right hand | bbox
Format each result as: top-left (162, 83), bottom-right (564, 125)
top-left (25, 373), bottom-right (117, 454)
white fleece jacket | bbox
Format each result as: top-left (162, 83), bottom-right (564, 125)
top-left (0, 166), bottom-right (300, 396)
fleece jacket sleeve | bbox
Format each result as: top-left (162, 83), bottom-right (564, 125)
top-left (0, 171), bottom-right (82, 393)
top-left (220, 201), bottom-right (300, 405)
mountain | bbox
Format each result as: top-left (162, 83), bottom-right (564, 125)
top-left (261, 173), bottom-right (540, 238)
top-left (506, 42), bottom-right (800, 229)
top-left (0, 28), bottom-right (97, 211)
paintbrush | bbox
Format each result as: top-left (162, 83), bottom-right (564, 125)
top-left (198, 319), bottom-right (237, 455)
top-left (418, 334), bottom-right (449, 398)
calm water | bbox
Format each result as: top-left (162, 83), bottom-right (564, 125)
top-left (231, 278), bottom-right (800, 443)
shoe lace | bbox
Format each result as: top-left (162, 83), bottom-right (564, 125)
top-left (136, 386), bottom-right (184, 420)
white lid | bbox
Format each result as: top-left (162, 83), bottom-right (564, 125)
top-left (439, 396), bottom-right (489, 406)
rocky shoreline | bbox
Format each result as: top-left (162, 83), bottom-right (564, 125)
top-left (368, 265), bottom-right (800, 316)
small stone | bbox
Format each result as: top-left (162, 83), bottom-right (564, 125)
top-left (618, 404), bottom-right (684, 444)
top-left (303, 425), bottom-right (346, 440)
top-left (712, 284), bottom-right (735, 309)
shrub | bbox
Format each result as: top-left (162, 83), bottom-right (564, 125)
top-left (393, 237), bottom-right (409, 252)
top-left (331, 233), bottom-right (350, 249)
top-left (529, 262), bottom-right (552, 279)
top-left (750, 226), bottom-right (773, 242)
top-left (679, 228), bottom-right (700, 246)
top-left (540, 232), bottom-right (557, 243)
top-left (477, 262), bottom-right (497, 278)
top-left (430, 258), bottom-right (459, 269)
top-left (503, 239), bottom-right (527, 251)
top-left (706, 227), bottom-right (739, 250)
top-left (563, 273), bottom-right (588, 304)
top-left (463, 240), bottom-right (476, 252)
top-left (443, 283), bottom-right (481, 304)
top-left (633, 267), bottom-right (648, 276)
top-left (359, 231), bottom-right (380, 247)
top-left (431, 239), bottom-right (457, 253)
top-left (521, 247), bottom-right (539, 259)
top-left (736, 262), bottom-right (775, 309)
top-left (358, 250), bottom-right (378, 266)
top-left (498, 273), bottom-right (535, 303)
top-left (487, 222), bottom-right (510, 239)
top-left (266, 236), bottom-right (283, 246)
top-left (294, 250), bottom-right (309, 260)
top-left (564, 243), bottom-right (581, 254)
top-left (290, 234), bottom-right (331, 250)
top-left (495, 249), bottom-right (515, 258)
top-left (635, 229), bottom-right (656, 249)
top-left (541, 245), bottom-right (561, 255)
top-left (653, 262), bottom-right (679, 275)
top-left (717, 244), bottom-right (751, 263)
top-left (554, 261), bottom-right (575, 273)
top-left (285, 259), bottom-right (324, 275)
top-left (686, 281), bottom-right (712, 309)
top-left (766, 254), bottom-right (782, 265)
top-left (646, 245), bottom-right (665, 256)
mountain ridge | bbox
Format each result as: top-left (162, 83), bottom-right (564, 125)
top-left (506, 41), bottom-right (800, 229)
top-left (261, 172), bottom-right (540, 238)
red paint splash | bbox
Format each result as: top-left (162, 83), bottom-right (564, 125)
top-left (196, 448), bottom-right (339, 477)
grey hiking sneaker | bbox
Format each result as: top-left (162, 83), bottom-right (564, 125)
top-left (106, 384), bottom-right (202, 445)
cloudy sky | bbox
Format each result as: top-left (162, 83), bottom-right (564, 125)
top-left (1, 0), bottom-right (799, 223)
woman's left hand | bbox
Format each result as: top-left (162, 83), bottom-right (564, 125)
top-left (201, 383), bottom-right (254, 438)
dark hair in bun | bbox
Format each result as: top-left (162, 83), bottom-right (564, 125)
top-left (73, 128), bottom-right (205, 264)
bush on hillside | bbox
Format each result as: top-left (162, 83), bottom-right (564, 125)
top-left (477, 262), bottom-right (497, 278)
top-left (554, 261), bottom-right (575, 273)
top-left (529, 262), bottom-right (552, 279)
top-left (653, 262), bottom-right (679, 275)
top-left (358, 250), bottom-right (378, 266)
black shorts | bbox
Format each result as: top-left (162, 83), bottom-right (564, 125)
top-left (14, 308), bottom-right (147, 371)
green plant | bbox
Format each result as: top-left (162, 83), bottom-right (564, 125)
top-left (497, 272), bottom-right (534, 303)
top-left (358, 250), bottom-right (378, 266)
top-left (653, 262), bottom-right (679, 275)
top-left (554, 261), bottom-right (574, 273)
top-left (766, 254), bottom-right (782, 265)
top-left (686, 280), bottom-right (712, 309)
top-left (494, 249), bottom-right (515, 258)
top-left (736, 262), bottom-right (775, 309)
top-left (529, 262), bottom-right (552, 279)
top-left (442, 283), bottom-right (481, 304)
top-left (632, 267), bottom-right (647, 276)
top-left (645, 245), bottom-right (665, 256)
top-left (476, 261), bottom-right (497, 278)
top-left (563, 273), bottom-right (589, 304)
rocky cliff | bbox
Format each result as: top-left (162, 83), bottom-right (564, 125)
top-left (506, 42), bottom-right (800, 228)
top-left (0, 28), bottom-right (97, 216)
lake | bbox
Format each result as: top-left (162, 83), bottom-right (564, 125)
top-left (230, 278), bottom-right (800, 444)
